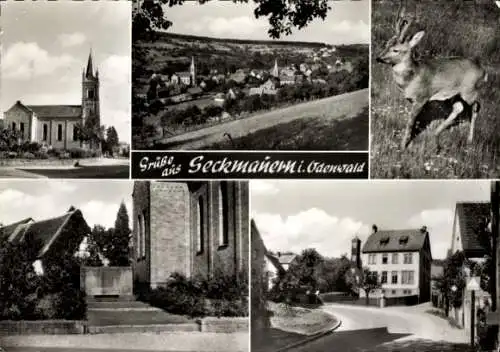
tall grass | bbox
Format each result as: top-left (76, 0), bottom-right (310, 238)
top-left (371, 0), bottom-right (500, 178)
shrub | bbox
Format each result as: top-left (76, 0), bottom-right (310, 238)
top-left (147, 273), bottom-right (206, 318)
top-left (206, 298), bottom-right (249, 318)
top-left (8, 151), bottom-right (17, 158)
top-left (22, 152), bottom-right (35, 159)
top-left (35, 151), bottom-right (49, 159)
top-left (144, 272), bottom-right (248, 318)
top-left (68, 148), bottom-right (93, 159)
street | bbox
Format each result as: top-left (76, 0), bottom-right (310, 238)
top-left (155, 89), bottom-right (368, 150)
top-left (0, 331), bottom-right (248, 352)
top-left (287, 303), bottom-right (468, 352)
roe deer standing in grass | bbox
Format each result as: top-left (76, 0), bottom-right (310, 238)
top-left (376, 5), bottom-right (488, 149)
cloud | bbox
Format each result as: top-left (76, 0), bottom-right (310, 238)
top-left (100, 55), bottom-right (131, 87)
top-left (2, 42), bottom-right (77, 81)
top-left (329, 20), bottom-right (370, 44)
top-left (186, 16), bottom-right (267, 38)
top-left (0, 189), bottom-right (58, 224)
top-left (408, 208), bottom-right (455, 259)
top-left (80, 200), bottom-right (132, 229)
top-left (251, 181), bottom-right (280, 196)
top-left (253, 208), bottom-right (370, 258)
top-left (58, 32), bottom-right (87, 47)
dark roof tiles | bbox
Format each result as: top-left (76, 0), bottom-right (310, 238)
top-left (456, 202), bottom-right (491, 257)
top-left (362, 229), bottom-right (428, 253)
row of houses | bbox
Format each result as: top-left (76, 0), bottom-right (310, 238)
top-left (255, 200), bottom-right (493, 333)
top-left (154, 55), bottom-right (352, 98)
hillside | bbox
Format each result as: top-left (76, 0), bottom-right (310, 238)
top-left (133, 31), bottom-right (368, 89)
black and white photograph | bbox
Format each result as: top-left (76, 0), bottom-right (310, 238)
top-left (0, 180), bottom-right (249, 352)
top-left (371, 0), bottom-right (500, 179)
top-left (132, 0), bottom-right (369, 151)
top-left (251, 180), bottom-right (500, 352)
top-left (0, 1), bottom-right (131, 179)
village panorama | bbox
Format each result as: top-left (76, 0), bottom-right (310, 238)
top-left (132, 2), bottom-right (369, 151)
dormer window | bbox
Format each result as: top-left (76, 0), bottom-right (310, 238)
top-left (399, 236), bottom-right (409, 245)
top-left (379, 236), bottom-right (389, 245)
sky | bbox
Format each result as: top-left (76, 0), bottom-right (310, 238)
top-left (251, 180), bottom-right (491, 260)
top-left (0, 1), bottom-right (131, 143)
top-left (165, 0), bottom-right (369, 45)
top-left (0, 180), bottom-right (133, 230)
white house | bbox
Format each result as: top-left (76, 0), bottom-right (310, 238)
top-left (361, 225), bottom-right (432, 304)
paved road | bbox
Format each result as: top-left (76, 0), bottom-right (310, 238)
top-left (287, 303), bottom-right (468, 352)
top-left (323, 303), bottom-right (467, 342)
top-left (156, 89), bottom-right (368, 150)
top-left (1, 332), bottom-right (248, 352)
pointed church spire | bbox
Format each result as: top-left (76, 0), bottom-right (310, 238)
top-left (86, 50), bottom-right (94, 78)
top-left (272, 58), bottom-right (279, 77)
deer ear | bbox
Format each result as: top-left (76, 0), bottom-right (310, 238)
top-left (408, 31), bottom-right (425, 48)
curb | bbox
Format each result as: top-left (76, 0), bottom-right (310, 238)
top-left (273, 318), bottom-right (342, 352)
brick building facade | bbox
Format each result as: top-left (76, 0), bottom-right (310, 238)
top-left (132, 181), bottom-right (249, 291)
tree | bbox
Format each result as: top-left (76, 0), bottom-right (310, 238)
top-left (133, 0), bottom-right (331, 40)
top-left (104, 126), bottom-right (120, 156)
top-left (76, 115), bottom-right (104, 151)
top-left (269, 248), bottom-right (324, 303)
top-left (0, 238), bottom-right (41, 319)
top-left (345, 267), bottom-right (381, 306)
top-left (100, 202), bottom-right (131, 267)
top-left (435, 251), bottom-right (467, 316)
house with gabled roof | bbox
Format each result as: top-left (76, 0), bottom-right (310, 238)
top-left (448, 202), bottom-right (492, 330)
top-left (361, 225), bottom-right (432, 304)
top-left (3, 52), bottom-right (100, 150)
top-left (0, 207), bottom-right (90, 274)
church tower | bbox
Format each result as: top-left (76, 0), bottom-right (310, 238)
top-left (189, 56), bottom-right (196, 87)
top-left (81, 51), bottom-right (100, 128)
top-left (351, 236), bottom-right (362, 269)
top-left (272, 58), bottom-right (279, 77)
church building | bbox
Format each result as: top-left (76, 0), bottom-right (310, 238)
top-left (132, 181), bottom-right (249, 292)
top-left (3, 51), bottom-right (101, 150)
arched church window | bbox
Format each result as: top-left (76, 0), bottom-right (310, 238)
top-left (88, 89), bottom-right (95, 99)
top-left (218, 183), bottom-right (229, 247)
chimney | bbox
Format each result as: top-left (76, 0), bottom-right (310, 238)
top-left (420, 225), bottom-right (428, 234)
top-left (372, 224), bottom-right (378, 234)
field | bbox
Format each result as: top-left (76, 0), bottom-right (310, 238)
top-left (371, 0), bottom-right (500, 178)
top-left (205, 107), bottom-right (368, 150)
top-left (150, 89), bottom-right (368, 150)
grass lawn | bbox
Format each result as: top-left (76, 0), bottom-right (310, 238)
top-left (371, 1), bottom-right (500, 178)
top-left (267, 301), bottom-right (337, 336)
top-left (204, 107), bottom-right (368, 151)
top-left (362, 339), bottom-right (473, 352)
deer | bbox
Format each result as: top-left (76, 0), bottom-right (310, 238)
top-left (376, 5), bottom-right (488, 150)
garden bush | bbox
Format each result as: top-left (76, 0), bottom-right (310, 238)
top-left (144, 272), bottom-right (248, 318)
top-left (68, 148), bottom-right (94, 159)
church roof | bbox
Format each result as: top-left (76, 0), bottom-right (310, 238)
top-left (26, 105), bottom-right (82, 119)
top-left (86, 52), bottom-right (95, 79)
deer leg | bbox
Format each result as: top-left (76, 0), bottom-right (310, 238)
top-left (401, 101), bottom-right (426, 149)
top-left (468, 102), bottom-right (480, 144)
top-left (434, 101), bottom-right (464, 137)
